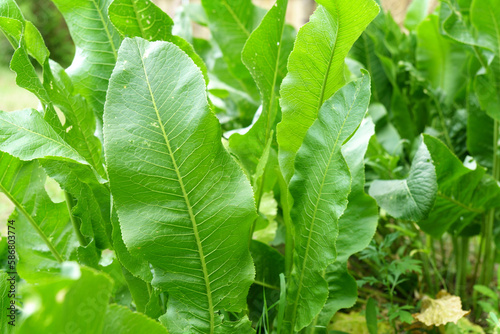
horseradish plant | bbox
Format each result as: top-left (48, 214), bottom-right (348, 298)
top-left (1, 0), bottom-right (499, 333)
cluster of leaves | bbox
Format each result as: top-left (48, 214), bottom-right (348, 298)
top-left (349, 0), bottom-right (500, 330)
top-left (0, 0), bottom-right (499, 333)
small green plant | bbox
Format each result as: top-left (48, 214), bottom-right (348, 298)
top-left (358, 232), bottom-right (421, 330)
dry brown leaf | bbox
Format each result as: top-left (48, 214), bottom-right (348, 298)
top-left (413, 290), bottom-right (470, 327)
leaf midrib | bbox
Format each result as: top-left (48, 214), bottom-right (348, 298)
top-left (437, 191), bottom-right (483, 214)
top-left (137, 42), bottom-right (215, 334)
top-left (0, 156), bottom-right (63, 262)
top-left (90, 0), bottom-right (118, 59)
top-left (290, 81), bottom-right (362, 330)
top-left (317, 6), bottom-right (340, 110)
top-left (130, 0), bottom-right (146, 38)
top-left (264, 2), bottom-right (287, 151)
top-left (221, 0), bottom-right (251, 37)
top-left (0, 113), bottom-right (84, 163)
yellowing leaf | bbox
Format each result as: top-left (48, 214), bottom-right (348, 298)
top-left (414, 291), bottom-right (470, 327)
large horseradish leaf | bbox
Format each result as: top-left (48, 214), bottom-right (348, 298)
top-left (308, 118), bottom-right (379, 333)
top-left (103, 38), bottom-right (257, 334)
top-left (51, 0), bottom-right (121, 118)
top-left (0, 152), bottom-right (77, 282)
top-left (108, 0), bottom-right (208, 82)
top-left (284, 73), bottom-right (371, 331)
top-left (201, 0), bottom-right (262, 102)
top-left (277, 0), bottom-right (379, 181)
top-left (229, 0), bottom-right (294, 176)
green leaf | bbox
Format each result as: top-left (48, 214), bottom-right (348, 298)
top-left (439, 0), bottom-right (479, 46)
top-left (471, 0), bottom-right (500, 55)
top-left (377, 55), bottom-right (418, 141)
top-left (108, 0), bottom-right (173, 40)
top-left (367, 103), bottom-right (402, 156)
top-left (44, 61), bottom-right (106, 176)
top-left (108, 0), bottom-right (208, 82)
top-left (18, 264), bottom-right (113, 333)
top-left (404, 0), bottom-right (429, 31)
top-left (474, 59), bottom-right (500, 121)
top-left (369, 139), bottom-right (437, 222)
top-left (0, 4), bottom-right (106, 175)
top-left (9, 45), bottom-right (51, 106)
top-left (0, 2), bottom-right (63, 134)
top-left (41, 160), bottom-right (111, 250)
top-left (416, 15), bottom-right (470, 104)
top-left (248, 240), bottom-right (284, 325)
top-left (229, 0), bottom-right (293, 175)
top-left (110, 206), bottom-right (160, 317)
top-left (201, 0), bottom-right (261, 101)
top-left (0, 9), bottom-right (53, 111)
top-left (104, 38), bottom-right (256, 334)
top-left (309, 119), bottom-right (378, 333)
top-left (285, 73), bottom-right (371, 331)
top-left (366, 298), bottom-right (378, 334)
top-left (102, 304), bottom-right (168, 334)
top-left (51, 0), bottom-right (122, 118)
top-left (277, 0), bottom-right (379, 181)
top-left (473, 285), bottom-right (499, 301)
top-left (0, 18), bottom-right (109, 256)
top-left (120, 268), bottom-right (150, 313)
top-left (0, 16), bottom-right (22, 47)
top-left (0, 2), bottom-right (48, 65)
top-left (419, 135), bottom-right (500, 237)
top-left (110, 207), bottom-right (152, 282)
top-left (350, 15), bottom-right (393, 109)
top-left (0, 152), bottom-right (78, 281)
top-left (0, 0), bottom-right (22, 22)
top-left (0, 109), bottom-right (87, 165)
top-left (467, 91), bottom-right (494, 169)
top-left (471, 0), bottom-right (500, 121)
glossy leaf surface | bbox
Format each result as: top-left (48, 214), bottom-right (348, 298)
top-left (277, 0), bottom-right (379, 180)
top-left (285, 73), bottom-right (371, 331)
top-left (229, 0), bottom-right (293, 175)
top-left (104, 38), bottom-right (256, 333)
top-left (51, 0), bottom-right (121, 117)
top-left (310, 119), bottom-right (378, 333)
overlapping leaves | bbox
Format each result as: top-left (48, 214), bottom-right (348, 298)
top-left (285, 73), bottom-right (371, 331)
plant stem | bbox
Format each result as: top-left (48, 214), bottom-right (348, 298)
top-left (359, 286), bottom-right (407, 304)
top-left (472, 232), bottom-right (483, 288)
top-left (428, 237), bottom-right (448, 291)
top-left (0, 183), bottom-right (63, 263)
top-left (480, 209), bottom-right (495, 286)
top-left (420, 248), bottom-right (434, 295)
top-left (457, 237), bottom-right (469, 306)
top-left (64, 191), bottom-right (87, 246)
top-left (278, 172), bottom-right (293, 277)
top-left (452, 236), bottom-right (459, 293)
top-left (440, 237), bottom-right (447, 270)
top-left (249, 170), bottom-right (267, 238)
top-left (432, 94), bottom-right (453, 150)
top-left (479, 119), bottom-right (499, 286)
